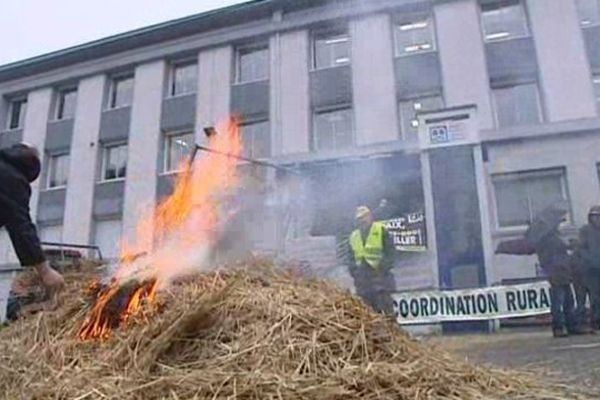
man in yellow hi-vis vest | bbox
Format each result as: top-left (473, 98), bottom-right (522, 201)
top-left (349, 206), bottom-right (396, 314)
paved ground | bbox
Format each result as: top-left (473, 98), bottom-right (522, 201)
top-left (428, 328), bottom-right (600, 393)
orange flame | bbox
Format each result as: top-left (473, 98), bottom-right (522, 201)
top-left (79, 118), bottom-right (242, 340)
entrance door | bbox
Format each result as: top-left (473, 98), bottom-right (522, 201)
top-left (429, 146), bottom-right (488, 332)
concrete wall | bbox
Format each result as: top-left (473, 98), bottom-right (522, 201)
top-left (62, 75), bottom-right (105, 245)
top-left (527, 0), bottom-right (597, 121)
top-left (22, 89), bottom-right (53, 220)
top-left (435, 0), bottom-right (494, 129)
top-left (275, 30), bottom-right (310, 155)
top-left (351, 14), bottom-right (399, 144)
top-left (122, 61), bottom-right (165, 248)
top-left (196, 46), bottom-right (232, 140)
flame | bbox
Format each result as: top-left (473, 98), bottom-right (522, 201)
top-left (79, 118), bottom-right (242, 340)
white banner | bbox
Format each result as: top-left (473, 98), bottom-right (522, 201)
top-left (392, 281), bottom-right (551, 325)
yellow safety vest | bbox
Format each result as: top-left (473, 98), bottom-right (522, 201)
top-left (349, 222), bottom-right (384, 269)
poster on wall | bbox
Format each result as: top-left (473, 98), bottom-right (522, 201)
top-left (381, 211), bottom-right (427, 252)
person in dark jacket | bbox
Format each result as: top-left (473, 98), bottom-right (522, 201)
top-left (569, 238), bottom-right (593, 330)
top-left (0, 143), bottom-right (64, 307)
top-left (497, 204), bottom-right (580, 337)
top-left (533, 229), bottom-right (578, 337)
top-left (578, 206), bottom-right (600, 331)
top-left (348, 206), bottom-right (396, 314)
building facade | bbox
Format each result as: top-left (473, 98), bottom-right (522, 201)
top-left (0, 0), bottom-right (599, 296)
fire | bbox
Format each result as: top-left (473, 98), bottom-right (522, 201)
top-left (79, 118), bottom-right (242, 340)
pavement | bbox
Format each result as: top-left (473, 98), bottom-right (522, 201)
top-left (427, 328), bottom-right (600, 392)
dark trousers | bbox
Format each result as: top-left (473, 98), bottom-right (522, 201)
top-left (549, 284), bottom-right (576, 331)
top-left (574, 281), bottom-right (591, 327)
top-left (350, 262), bottom-right (396, 314)
top-left (586, 270), bottom-right (600, 329)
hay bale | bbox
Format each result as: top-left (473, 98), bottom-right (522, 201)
top-left (0, 260), bottom-right (593, 399)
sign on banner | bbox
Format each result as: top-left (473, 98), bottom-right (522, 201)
top-left (381, 211), bottom-right (427, 252)
top-left (392, 281), bottom-right (551, 325)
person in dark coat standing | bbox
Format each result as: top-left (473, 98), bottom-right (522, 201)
top-left (0, 143), bottom-right (64, 307)
top-left (497, 204), bottom-right (580, 337)
top-left (578, 205), bottom-right (600, 331)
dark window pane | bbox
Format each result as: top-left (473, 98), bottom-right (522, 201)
top-left (57, 89), bottom-right (77, 120)
top-left (313, 108), bottom-right (354, 152)
top-left (493, 169), bottom-right (569, 228)
top-left (241, 120), bottom-right (270, 159)
top-left (8, 99), bottom-right (26, 130)
top-left (395, 18), bottom-right (436, 56)
top-left (103, 144), bottom-right (128, 180)
top-left (237, 47), bottom-right (269, 83)
top-left (172, 63), bottom-right (198, 96)
top-left (314, 33), bottom-right (350, 69)
top-left (482, 0), bottom-right (529, 41)
top-left (48, 154), bottom-right (69, 188)
top-left (111, 76), bottom-right (134, 108)
top-left (493, 83), bottom-right (541, 128)
top-left (166, 132), bottom-right (195, 172)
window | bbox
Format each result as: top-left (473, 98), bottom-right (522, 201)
top-left (47, 153), bottom-right (70, 189)
top-left (399, 96), bottom-right (443, 141)
top-left (594, 75), bottom-right (600, 109)
top-left (164, 132), bottom-right (195, 172)
top-left (312, 31), bottom-right (350, 69)
top-left (481, 0), bottom-right (529, 42)
top-left (108, 75), bottom-right (134, 109)
top-left (102, 144), bottom-right (128, 181)
top-left (235, 45), bottom-right (269, 83)
top-left (576, 0), bottom-right (600, 26)
top-left (394, 16), bottom-right (436, 56)
top-left (7, 98), bottom-right (27, 130)
top-left (56, 88), bottom-right (77, 120)
top-left (170, 62), bottom-right (198, 96)
top-left (313, 108), bottom-right (354, 152)
top-left (492, 83), bottom-right (542, 128)
top-left (493, 169), bottom-right (570, 228)
top-left (240, 120), bottom-right (270, 159)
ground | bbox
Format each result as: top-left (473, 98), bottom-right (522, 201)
top-left (428, 328), bottom-right (600, 392)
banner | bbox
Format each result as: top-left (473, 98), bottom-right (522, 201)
top-left (392, 281), bottom-right (551, 325)
top-left (382, 211), bottom-right (427, 252)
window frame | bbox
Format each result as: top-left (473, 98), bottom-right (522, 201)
top-left (162, 130), bottom-right (196, 174)
top-left (45, 152), bottom-right (70, 190)
top-left (491, 167), bottom-right (571, 230)
top-left (491, 81), bottom-right (543, 128)
top-left (107, 74), bottom-right (134, 110)
top-left (100, 143), bottom-right (128, 183)
top-left (55, 87), bottom-right (78, 121)
top-left (311, 105), bottom-right (356, 153)
top-left (393, 14), bottom-right (437, 58)
top-left (168, 60), bottom-right (198, 97)
top-left (6, 98), bottom-right (27, 131)
top-left (234, 43), bottom-right (270, 85)
top-left (480, 0), bottom-right (531, 43)
top-left (311, 29), bottom-right (351, 71)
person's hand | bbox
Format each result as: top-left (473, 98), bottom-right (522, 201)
top-left (34, 262), bottom-right (65, 306)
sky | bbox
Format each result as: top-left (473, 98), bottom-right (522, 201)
top-left (0, 0), bottom-right (249, 66)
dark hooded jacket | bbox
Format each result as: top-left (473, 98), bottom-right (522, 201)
top-left (0, 144), bottom-right (45, 266)
top-left (579, 206), bottom-right (600, 271)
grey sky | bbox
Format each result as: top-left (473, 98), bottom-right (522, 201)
top-left (0, 0), bottom-right (249, 66)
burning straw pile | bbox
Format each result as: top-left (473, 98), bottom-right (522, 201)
top-left (0, 261), bottom-right (593, 400)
